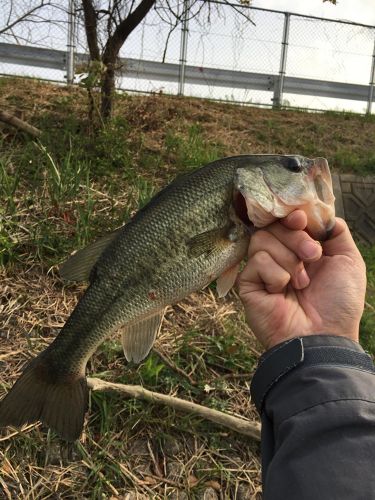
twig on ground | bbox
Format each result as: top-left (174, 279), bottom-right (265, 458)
top-left (141, 472), bottom-right (184, 489)
top-left (365, 301), bottom-right (374, 312)
top-left (87, 377), bottom-right (261, 441)
top-left (0, 423), bottom-right (39, 442)
top-left (0, 110), bottom-right (41, 137)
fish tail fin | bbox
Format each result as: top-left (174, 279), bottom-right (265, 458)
top-left (0, 354), bottom-right (88, 442)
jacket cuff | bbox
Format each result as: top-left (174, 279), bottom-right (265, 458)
top-left (250, 335), bottom-right (374, 414)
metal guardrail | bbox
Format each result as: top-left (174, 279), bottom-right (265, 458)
top-left (1, 42), bottom-right (373, 106)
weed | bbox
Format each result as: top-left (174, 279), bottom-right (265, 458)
top-left (332, 149), bottom-right (375, 174)
top-left (361, 311), bottom-right (375, 355)
top-left (165, 124), bottom-right (223, 168)
top-left (138, 353), bottom-right (165, 385)
top-left (359, 244), bottom-right (375, 355)
top-left (0, 156), bottom-right (22, 264)
top-left (0, 157), bottom-right (20, 212)
top-left (132, 175), bottom-right (157, 209)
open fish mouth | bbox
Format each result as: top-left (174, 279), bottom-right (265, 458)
top-left (233, 190), bottom-right (256, 233)
top-left (234, 156), bottom-right (336, 240)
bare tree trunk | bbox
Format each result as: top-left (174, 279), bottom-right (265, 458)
top-left (101, 65), bottom-right (115, 120)
top-left (81, 0), bottom-right (156, 122)
top-left (100, 0), bottom-right (156, 121)
top-left (81, 0), bottom-right (100, 61)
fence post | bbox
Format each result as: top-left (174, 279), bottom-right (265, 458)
top-left (178, 0), bottom-right (190, 96)
top-left (273, 12), bottom-right (290, 108)
top-left (366, 31), bottom-right (375, 114)
top-left (66, 0), bottom-right (76, 84)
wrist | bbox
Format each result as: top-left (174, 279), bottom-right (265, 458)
top-left (263, 328), bottom-right (360, 350)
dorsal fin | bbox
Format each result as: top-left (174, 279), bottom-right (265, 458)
top-left (59, 228), bottom-right (122, 282)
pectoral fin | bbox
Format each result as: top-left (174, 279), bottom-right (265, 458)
top-left (187, 227), bottom-right (233, 258)
top-left (216, 263), bottom-right (240, 298)
top-left (59, 228), bottom-right (122, 282)
top-left (121, 310), bottom-right (165, 363)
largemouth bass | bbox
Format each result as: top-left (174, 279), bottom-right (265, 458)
top-left (0, 155), bottom-right (335, 441)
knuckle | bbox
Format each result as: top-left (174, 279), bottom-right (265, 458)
top-left (253, 250), bottom-right (270, 267)
top-left (270, 272), bottom-right (290, 292)
top-left (275, 270), bottom-right (290, 285)
top-left (249, 230), bottom-right (271, 251)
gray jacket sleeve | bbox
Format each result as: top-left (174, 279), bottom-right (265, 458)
top-left (250, 335), bottom-right (375, 500)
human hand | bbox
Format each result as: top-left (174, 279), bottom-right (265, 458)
top-left (238, 210), bottom-right (367, 349)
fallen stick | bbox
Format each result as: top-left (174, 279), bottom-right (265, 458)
top-left (0, 110), bottom-right (41, 138)
top-left (87, 377), bottom-right (261, 441)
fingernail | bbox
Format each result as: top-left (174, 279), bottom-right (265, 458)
top-left (300, 240), bottom-right (321, 259)
top-left (295, 268), bottom-right (310, 289)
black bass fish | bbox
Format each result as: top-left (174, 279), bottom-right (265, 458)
top-left (0, 155), bottom-right (335, 441)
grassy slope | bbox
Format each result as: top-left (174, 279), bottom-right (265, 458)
top-left (0, 77), bottom-right (374, 498)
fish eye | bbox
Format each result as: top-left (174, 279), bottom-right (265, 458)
top-left (285, 157), bottom-right (302, 173)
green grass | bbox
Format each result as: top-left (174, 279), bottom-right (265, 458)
top-left (360, 244), bottom-right (375, 354)
top-left (164, 123), bottom-right (224, 169)
top-left (332, 149), bottom-right (375, 174)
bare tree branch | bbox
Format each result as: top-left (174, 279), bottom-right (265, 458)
top-left (161, 20), bottom-right (178, 62)
top-left (0, 0), bottom-right (49, 35)
top-left (6, 1), bottom-right (14, 28)
top-left (102, 0), bottom-right (156, 63)
top-left (0, 110), bottom-right (41, 138)
top-left (204, 0), bottom-right (255, 26)
top-left (221, 0), bottom-right (255, 26)
top-left (155, 0), bottom-right (207, 26)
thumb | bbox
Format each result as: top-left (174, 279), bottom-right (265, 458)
top-left (322, 218), bottom-right (362, 259)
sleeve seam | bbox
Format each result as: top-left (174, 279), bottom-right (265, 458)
top-left (274, 397), bottom-right (375, 429)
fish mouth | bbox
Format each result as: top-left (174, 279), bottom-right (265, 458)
top-left (233, 191), bottom-right (256, 233)
top-left (305, 157), bottom-right (336, 240)
top-left (309, 158), bottom-right (334, 202)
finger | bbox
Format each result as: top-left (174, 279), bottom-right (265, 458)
top-left (265, 222), bottom-right (322, 262)
top-left (248, 230), bottom-right (310, 289)
top-left (281, 210), bottom-right (308, 231)
top-left (239, 250), bottom-right (291, 295)
top-left (323, 218), bottom-right (362, 259)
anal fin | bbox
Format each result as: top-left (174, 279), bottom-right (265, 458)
top-left (216, 263), bottom-right (240, 298)
top-left (121, 310), bottom-right (165, 363)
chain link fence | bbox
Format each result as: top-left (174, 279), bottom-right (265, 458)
top-left (284, 14), bottom-right (375, 112)
top-left (0, 1), bottom-right (374, 113)
top-left (0, 1), bottom-right (69, 81)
